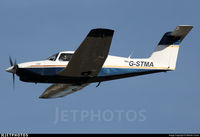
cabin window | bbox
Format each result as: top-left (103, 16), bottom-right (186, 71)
top-left (47, 53), bottom-right (59, 61)
top-left (59, 53), bottom-right (73, 61)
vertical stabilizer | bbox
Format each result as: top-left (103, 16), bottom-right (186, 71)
top-left (149, 25), bottom-right (193, 70)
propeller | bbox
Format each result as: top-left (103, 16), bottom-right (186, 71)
top-left (8, 56), bottom-right (18, 89)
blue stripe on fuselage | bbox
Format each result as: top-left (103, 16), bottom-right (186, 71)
top-left (25, 67), bottom-right (64, 76)
top-left (24, 67), bottom-right (156, 77)
top-left (97, 67), bottom-right (153, 76)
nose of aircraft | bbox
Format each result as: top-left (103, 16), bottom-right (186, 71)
top-left (6, 66), bottom-right (16, 74)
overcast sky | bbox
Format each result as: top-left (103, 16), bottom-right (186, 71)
top-left (0, 0), bottom-right (200, 133)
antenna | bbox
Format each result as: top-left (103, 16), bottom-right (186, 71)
top-left (128, 50), bottom-right (134, 59)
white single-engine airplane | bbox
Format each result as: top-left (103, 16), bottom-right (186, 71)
top-left (6, 25), bottom-right (193, 99)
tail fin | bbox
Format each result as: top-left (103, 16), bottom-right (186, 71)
top-left (149, 25), bottom-right (193, 70)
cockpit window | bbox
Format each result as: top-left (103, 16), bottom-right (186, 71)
top-left (47, 53), bottom-right (59, 61)
top-left (59, 53), bottom-right (73, 61)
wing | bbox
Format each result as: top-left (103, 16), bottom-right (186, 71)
top-left (58, 28), bottom-right (114, 77)
top-left (39, 83), bottom-right (89, 98)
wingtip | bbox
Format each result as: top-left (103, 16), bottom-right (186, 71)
top-left (39, 96), bottom-right (47, 99)
top-left (176, 25), bottom-right (194, 30)
top-left (178, 25), bottom-right (193, 27)
top-left (87, 28), bottom-right (114, 37)
top-left (39, 94), bottom-right (49, 99)
top-left (39, 95), bottom-right (63, 99)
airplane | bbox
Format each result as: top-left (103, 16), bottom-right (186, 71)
top-left (6, 25), bottom-right (193, 99)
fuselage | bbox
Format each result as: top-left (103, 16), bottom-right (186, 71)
top-left (7, 51), bottom-right (168, 84)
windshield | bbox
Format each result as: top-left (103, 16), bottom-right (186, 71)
top-left (47, 53), bottom-right (59, 61)
top-left (59, 53), bottom-right (73, 61)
